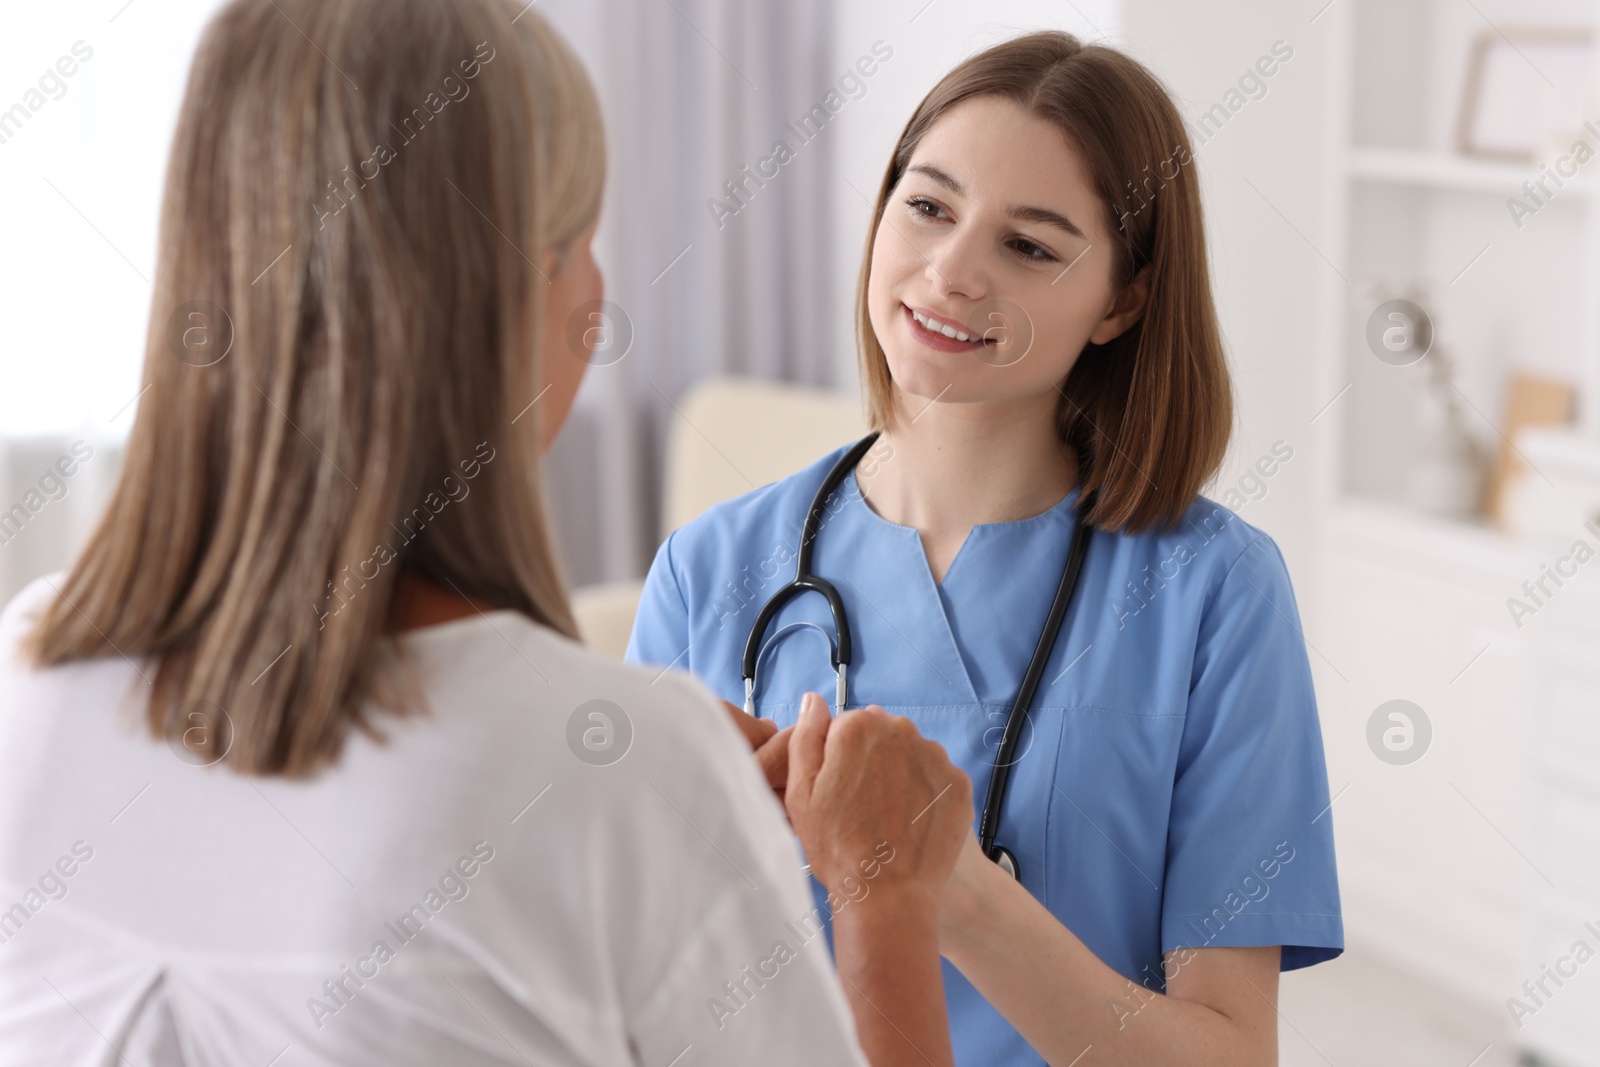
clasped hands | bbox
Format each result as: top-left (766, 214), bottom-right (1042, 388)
top-left (719, 696), bottom-right (991, 939)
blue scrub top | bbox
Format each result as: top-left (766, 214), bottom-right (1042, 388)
top-left (626, 445), bottom-right (1343, 1066)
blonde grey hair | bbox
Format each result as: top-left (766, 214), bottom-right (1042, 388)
top-left (26, 0), bottom-right (605, 775)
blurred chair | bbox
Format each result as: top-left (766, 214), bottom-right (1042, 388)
top-left (571, 377), bottom-right (866, 658)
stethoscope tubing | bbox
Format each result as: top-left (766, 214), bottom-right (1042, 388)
top-left (977, 503), bottom-right (1092, 874)
top-left (741, 432), bottom-right (1092, 883)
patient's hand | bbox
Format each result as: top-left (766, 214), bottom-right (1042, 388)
top-left (786, 693), bottom-right (967, 1067)
top-left (720, 700), bottom-right (793, 801)
top-left (784, 693), bottom-right (970, 902)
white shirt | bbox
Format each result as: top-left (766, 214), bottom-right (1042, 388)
top-left (0, 576), bottom-right (869, 1067)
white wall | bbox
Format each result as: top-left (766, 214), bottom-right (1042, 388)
top-left (0, 1), bottom-right (227, 600)
top-left (1116, 0), bottom-right (1338, 603)
top-left (0, 1), bottom-right (228, 435)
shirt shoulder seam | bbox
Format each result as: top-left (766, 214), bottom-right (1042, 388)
top-left (662, 528), bottom-right (691, 622)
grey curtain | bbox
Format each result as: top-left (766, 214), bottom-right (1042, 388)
top-left (542, 0), bottom-right (841, 586)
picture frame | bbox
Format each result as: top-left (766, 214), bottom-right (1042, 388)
top-left (1456, 27), bottom-right (1595, 163)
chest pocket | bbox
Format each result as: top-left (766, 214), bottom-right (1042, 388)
top-left (960, 701), bottom-right (1068, 884)
top-left (1039, 704), bottom-right (1185, 978)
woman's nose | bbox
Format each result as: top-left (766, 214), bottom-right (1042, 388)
top-left (921, 224), bottom-right (990, 302)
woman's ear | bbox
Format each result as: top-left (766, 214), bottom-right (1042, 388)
top-left (1089, 265), bottom-right (1151, 345)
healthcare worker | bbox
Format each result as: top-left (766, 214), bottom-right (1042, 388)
top-left (628, 32), bottom-right (1342, 1067)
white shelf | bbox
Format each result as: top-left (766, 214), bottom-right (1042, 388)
top-left (1347, 146), bottom-right (1600, 198)
top-left (1327, 4), bottom-right (1600, 1059)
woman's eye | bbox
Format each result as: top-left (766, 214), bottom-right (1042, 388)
top-left (900, 198), bottom-right (1060, 264)
top-left (1011, 238), bottom-right (1058, 263)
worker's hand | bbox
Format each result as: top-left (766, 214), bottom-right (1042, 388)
top-left (720, 700), bottom-right (793, 800)
top-left (785, 692), bottom-right (971, 905)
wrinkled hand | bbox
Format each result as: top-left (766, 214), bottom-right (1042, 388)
top-left (784, 692), bottom-right (972, 902)
top-left (720, 700), bottom-right (794, 803)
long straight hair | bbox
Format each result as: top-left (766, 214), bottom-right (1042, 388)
top-left (855, 32), bottom-right (1232, 533)
top-left (25, 0), bottom-right (604, 776)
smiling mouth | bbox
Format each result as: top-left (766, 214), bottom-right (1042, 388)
top-left (903, 304), bottom-right (997, 348)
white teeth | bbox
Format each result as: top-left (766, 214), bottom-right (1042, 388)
top-left (911, 309), bottom-right (975, 343)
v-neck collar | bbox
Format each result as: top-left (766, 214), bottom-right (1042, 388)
top-left (843, 470), bottom-right (1082, 591)
top-left (818, 471), bottom-right (1083, 709)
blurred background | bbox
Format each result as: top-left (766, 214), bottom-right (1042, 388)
top-left (3, 0), bottom-right (1599, 1063)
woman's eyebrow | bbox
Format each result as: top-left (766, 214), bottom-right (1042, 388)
top-left (905, 163), bottom-right (1085, 240)
top-left (907, 163), bottom-right (964, 194)
top-left (1007, 204), bottom-right (1085, 240)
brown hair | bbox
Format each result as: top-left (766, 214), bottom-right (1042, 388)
top-left (855, 31), bottom-right (1232, 532)
top-left (25, 0), bottom-right (604, 776)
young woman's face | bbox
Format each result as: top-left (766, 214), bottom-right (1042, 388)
top-left (866, 96), bottom-right (1146, 418)
top-left (536, 216), bottom-right (603, 451)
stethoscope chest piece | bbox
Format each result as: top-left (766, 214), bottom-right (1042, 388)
top-left (990, 844), bottom-right (1020, 881)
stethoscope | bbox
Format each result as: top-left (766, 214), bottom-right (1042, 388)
top-left (741, 432), bottom-right (1093, 881)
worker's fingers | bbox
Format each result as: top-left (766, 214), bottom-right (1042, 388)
top-left (755, 725), bottom-right (794, 791)
top-left (720, 699), bottom-right (778, 752)
top-left (784, 692), bottom-right (831, 811)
